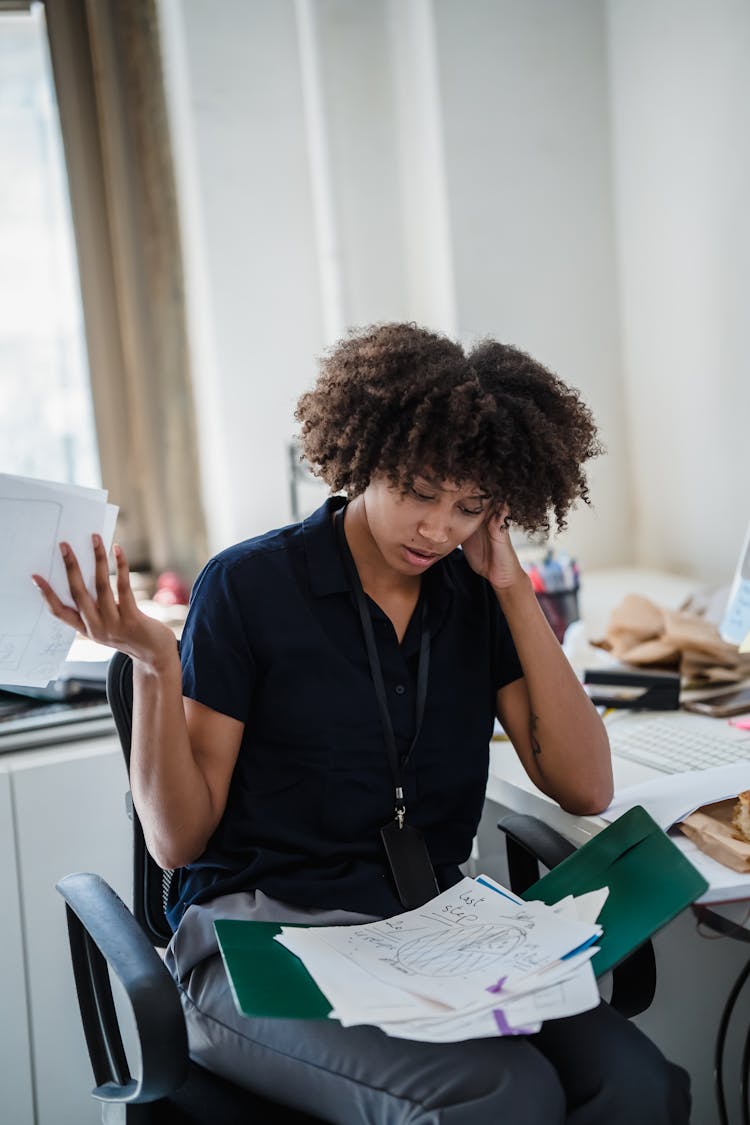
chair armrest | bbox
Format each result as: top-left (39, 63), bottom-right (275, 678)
top-left (497, 812), bottom-right (577, 893)
top-left (56, 872), bottom-right (189, 1105)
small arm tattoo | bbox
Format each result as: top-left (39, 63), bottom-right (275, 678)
top-left (530, 712), bottom-right (542, 758)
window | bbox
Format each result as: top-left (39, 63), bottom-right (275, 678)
top-left (0, 3), bottom-right (100, 486)
top-left (1, 0), bottom-right (207, 579)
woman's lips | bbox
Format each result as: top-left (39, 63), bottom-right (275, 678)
top-left (402, 545), bottom-right (441, 567)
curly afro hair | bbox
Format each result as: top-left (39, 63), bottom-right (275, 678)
top-left (295, 322), bottom-right (602, 535)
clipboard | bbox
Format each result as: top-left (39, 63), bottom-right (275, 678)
top-left (522, 805), bottom-right (708, 976)
top-left (214, 919), bottom-right (332, 1020)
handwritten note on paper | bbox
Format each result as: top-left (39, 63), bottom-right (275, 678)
top-left (0, 473), bottom-right (118, 687)
top-left (317, 873), bottom-right (598, 1008)
top-left (287, 878), bottom-right (599, 1010)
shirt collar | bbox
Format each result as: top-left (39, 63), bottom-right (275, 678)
top-left (302, 495), bottom-right (351, 597)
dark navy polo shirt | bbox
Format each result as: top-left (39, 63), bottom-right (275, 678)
top-left (167, 496), bottom-right (523, 930)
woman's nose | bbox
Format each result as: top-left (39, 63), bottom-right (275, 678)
top-left (417, 515), bottom-right (451, 545)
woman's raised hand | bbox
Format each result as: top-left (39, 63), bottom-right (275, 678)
top-left (32, 535), bottom-right (177, 670)
top-left (461, 506), bottom-right (526, 591)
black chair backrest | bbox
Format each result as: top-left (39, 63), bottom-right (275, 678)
top-left (106, 649), bottom-right (174, 947)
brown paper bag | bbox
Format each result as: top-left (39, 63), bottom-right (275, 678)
top-left (679, 799), bottom-right (750, 873)
top-left (594, 594), bottom-right (750, 684)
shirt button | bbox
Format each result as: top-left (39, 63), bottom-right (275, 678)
top-left (395, 684), bottom-right (406, 695)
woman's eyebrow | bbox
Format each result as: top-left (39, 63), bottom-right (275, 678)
top-left (415, 476), bottom-right (490, 500)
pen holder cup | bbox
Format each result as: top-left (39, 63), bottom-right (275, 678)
top-left (536, 588), bottom-right (580, 643)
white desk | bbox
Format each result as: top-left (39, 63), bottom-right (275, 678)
top-left (487, 734), bottom-right (650, 844)
top-left (482, 567), bottom-right (750, 1125)
top-left (487, 564), bottom-right (750, 902)
top-left (487, 732), bottom-right (750, 906)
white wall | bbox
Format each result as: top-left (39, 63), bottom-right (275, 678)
top-left (433, 0), bottom-right (630, 567)
top-left (607, 0), bottom-right (750, 583)
top-left (159, 0), bottom-right (326, 550)
top-left (159, 0), bottom-right (749, 583)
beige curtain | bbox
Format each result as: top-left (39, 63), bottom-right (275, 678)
top-left (45, 0), bottom-right (207, 580)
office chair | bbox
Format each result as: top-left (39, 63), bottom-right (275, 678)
top-left (57, 649), bottom-right (326, 1124)
top-left (497, 812), bottom-right (657, 1019)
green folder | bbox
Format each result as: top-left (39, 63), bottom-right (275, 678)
top-left (521, 804), bottom-right (709, 976)
top-left (214, 920), bottom-right (332, 1019)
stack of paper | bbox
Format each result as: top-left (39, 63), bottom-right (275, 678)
top-left (273, 876), bottom-right (607, 1041)
top-left (216, 807), bottom-right (708, 1038)
top-left (0, 473), bottom-right (118, 688)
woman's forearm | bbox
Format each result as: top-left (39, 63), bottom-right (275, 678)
top-left (494, 575), bottom-right (614, 814)
top-left (130, 649), bottom-right (218, 869)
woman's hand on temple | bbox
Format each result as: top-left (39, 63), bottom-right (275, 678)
top-left (461, 506), bottom-right (527, 591)
top-left (32, 535), bottom-right (177, 671)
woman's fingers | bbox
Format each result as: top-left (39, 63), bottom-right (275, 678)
top-left (488, 503), bottom-right (511, 532)
top-left (91, 533), bottom-right (121, 629)
top-left (92, 533), bottom-right (112, 598)
top-left (58, 540), bottom-right (103, 629)
top-left (112, 543), bottom-right (139, 616)
top-left (36, 536), bottom-right (174, 660)
top-left (32, 573), bottom-right (86, 634)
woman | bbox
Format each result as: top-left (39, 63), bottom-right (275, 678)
top-left (36, 324), bottom-right (689, 1123)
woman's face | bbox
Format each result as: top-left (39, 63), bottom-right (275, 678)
top-left (362, 473), bottom-right (490, 577)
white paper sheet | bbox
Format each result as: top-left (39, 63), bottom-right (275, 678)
top-left (374, 1003), bottom-right (543, 1042)
top-left (601, 763), bottom-right (750, 830)
top-left (0, 473), bottom-right (118, 687)
top-left (276, 929), bottom-right (449, 1024)
top-left (478, 873), bottom-right (609, 928)
top-left (559, 887), bottom-right (610, 926)
top-left (495, 960), bottom-right (599, 1027)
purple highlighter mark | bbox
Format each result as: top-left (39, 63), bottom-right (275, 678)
top-left (486, 976), bottom-right (508, 994)
top-left (493, 1009), bottom-right (536, 1036)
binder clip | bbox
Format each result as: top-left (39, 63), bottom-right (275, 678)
top-left (583, 669), bottom-right (680, 710)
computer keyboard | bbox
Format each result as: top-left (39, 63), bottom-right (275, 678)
top-left (607, 712), bottom-right (750, 774)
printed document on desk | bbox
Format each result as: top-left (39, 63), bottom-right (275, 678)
top-left (602, 762), bottom-right (750, 832)
top-left (0, 474), bottom-right (117, 687)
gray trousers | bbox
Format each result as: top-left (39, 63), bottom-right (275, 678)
top-left (165, 892), bottom-right (691, 1124)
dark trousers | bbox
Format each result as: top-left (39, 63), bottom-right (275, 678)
top-left (169, 892), bottom-right (691, 1124)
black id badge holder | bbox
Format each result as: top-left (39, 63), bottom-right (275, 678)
top-left (380, 818), bottom-right (439, 909)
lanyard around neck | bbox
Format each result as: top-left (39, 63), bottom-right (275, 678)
top-left (334, 507), bottom-right (430, 825)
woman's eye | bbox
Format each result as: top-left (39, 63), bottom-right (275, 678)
top-left (460, 506), bottom-right (485, 516)
top-left (410, 487), bottom-right (435, 502)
